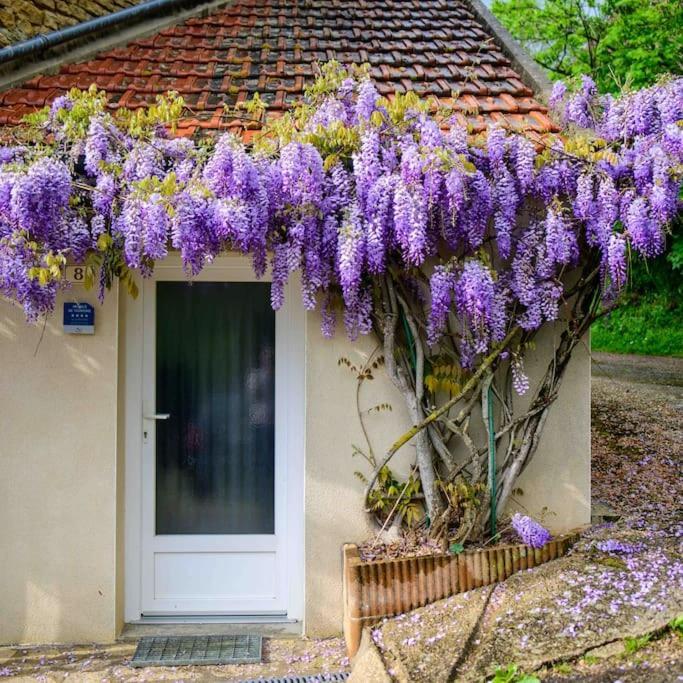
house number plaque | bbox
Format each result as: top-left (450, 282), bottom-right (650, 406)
top-left (65, 265), bottom-right (86, 284)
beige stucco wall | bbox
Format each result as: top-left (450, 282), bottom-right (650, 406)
top-left (303, 313), bottom-right (591, 636)
top-left (304, 312), bottom-right (415, 636)
top-left (0, 277), bottom-right (589, 644)
top-left (0, 286), bottom-right (119, 645)
top-left (509, 324), bottom-right (591, 534)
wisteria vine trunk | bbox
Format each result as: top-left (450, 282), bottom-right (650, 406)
top-left (362, 252), bottom-right (602, 541)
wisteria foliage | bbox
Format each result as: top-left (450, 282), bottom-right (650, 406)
top-left (0, 72), bottom-right (681, 357)
top-left (0, 68), bottom-right (681, 537)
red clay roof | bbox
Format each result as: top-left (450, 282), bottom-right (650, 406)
top-left (0, 0), bottom-right (556, 136)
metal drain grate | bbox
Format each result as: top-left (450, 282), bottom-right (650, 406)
top-left (130, 635), bottom-right (262, 667)
top-left (237, 674), bottom-right (350, 683)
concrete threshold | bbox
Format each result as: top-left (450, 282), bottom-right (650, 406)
top-left (120, 619), bottom-right (302, 641)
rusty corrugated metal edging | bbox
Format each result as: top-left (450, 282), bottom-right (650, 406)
top-left (343, 533), bottom-right (579, 656)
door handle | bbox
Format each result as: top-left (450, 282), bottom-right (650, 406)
top-left (144, 413), bottom-right (171, 420)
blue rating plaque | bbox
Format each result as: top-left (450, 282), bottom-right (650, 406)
top-left (63, 302), bottom-right (95, 334)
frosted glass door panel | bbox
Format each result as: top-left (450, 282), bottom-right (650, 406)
top-left (155, 281), bottom-right (275, 535)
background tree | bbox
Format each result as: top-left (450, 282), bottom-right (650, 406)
top-left (491, 0), bottom-right (682, 91)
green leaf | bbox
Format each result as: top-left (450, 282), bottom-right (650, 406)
top-left (490, 663), bottom-right (540, 683)
top-left (623, 634), bottom-right (651, 654)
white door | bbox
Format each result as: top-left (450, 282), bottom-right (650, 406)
top-left (130, 258), bottom-right (304, 618)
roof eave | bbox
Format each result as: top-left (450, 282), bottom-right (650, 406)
top-left (0, 0), bottom-right (235, 92)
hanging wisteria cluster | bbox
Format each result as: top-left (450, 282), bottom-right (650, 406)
top-left (511, 513), bottom-right (552, 549)
top-left (0, 71), bottom-right (681, 362)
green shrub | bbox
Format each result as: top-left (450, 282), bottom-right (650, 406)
top-left (592, 295), bottom-right (683, 357)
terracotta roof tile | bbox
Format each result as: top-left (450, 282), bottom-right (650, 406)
top-left (0, 0), bottom-right (556, 136)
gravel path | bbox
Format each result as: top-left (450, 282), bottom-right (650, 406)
top-left (591, 351), bottom-right (683, 403)
top-left (591, 353), bottom-right (682, 518)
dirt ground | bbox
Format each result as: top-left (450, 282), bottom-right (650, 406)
top-left (591, 353), bottom-right (683, 520)
top-left (535, 352), bottom-right (683, 683)
top-left (1, 352), bottom-right (681, 682)
top-left (0, 637), bottom-right (351, 681)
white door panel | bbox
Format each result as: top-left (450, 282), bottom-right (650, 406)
top-left (131, 259), bottom-right (303, 617)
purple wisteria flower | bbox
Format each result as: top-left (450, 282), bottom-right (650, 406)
top-left (10, 157), bottom-right (72, 243)
top-left (511, 354), bottom-right (529, 395)
top-left (595, 539), bottom-right (643, 555)
top-left (454, 259), bottom-right (505, 356)
top-left (607, 233), bottom-right (627, 290)
top-left (0, 147), bottom-right (25, 165)
top-left (0, 70), bottom-right (679, 350)
top-left (427, 264), bottom-right (457, 345)
top-left (48, 94), bottom-right (72, 120)
top-left (511, 513), bottom-right (552, 548)
top-left (84, 117), bottom-right (117, 176)
top-left (356, 79), bottom-right (380, 123)
top-left (549, 81), bottom-right (567, 111)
